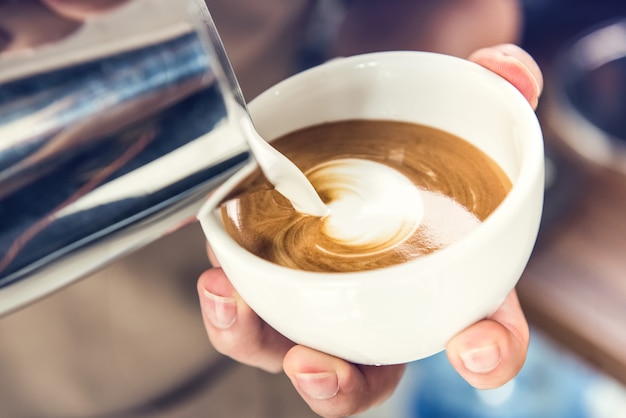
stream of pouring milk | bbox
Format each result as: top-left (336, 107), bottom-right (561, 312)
top-left (230, 102), bottom-right (329, 217)
top-left (204, 7), bottom-right (328, 218)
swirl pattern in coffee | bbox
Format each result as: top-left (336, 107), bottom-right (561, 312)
top-left (220, 120), bottom-right (511, 272)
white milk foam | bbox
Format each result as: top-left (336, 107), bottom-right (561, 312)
top-left (308, 158), bottom-right (424, 253)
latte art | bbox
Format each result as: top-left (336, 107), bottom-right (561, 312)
top-left (221, 120), bottom-right (511, 272)
top-left (312, 158), bottom-right (423, 254)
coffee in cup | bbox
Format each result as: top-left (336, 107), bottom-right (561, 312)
top-left (221, 119), bottom-right (511, 272)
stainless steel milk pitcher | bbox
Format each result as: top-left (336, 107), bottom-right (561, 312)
top-left (0, 0), bottom-right (250, 314)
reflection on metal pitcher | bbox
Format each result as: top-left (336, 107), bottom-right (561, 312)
top-left (0, 0), bottom-right (249, 314)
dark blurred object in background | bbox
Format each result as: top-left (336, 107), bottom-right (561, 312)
top-left (521, 0), bottom-right (626, 56)
top-left (518, 0), bottom-right (626, 239)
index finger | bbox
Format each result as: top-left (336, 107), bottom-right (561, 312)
top-left (41, 0), bottom-right (129, 20)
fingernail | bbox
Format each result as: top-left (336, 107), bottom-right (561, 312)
top-left (295, 372), bottom-right (339, 400)
top-left (202, 289), bottom-right (237, 329)
top-left (460, 344), bottom-right (501, 374)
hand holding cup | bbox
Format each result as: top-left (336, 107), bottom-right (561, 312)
top-left (198, 44), bottom-right (544, 417)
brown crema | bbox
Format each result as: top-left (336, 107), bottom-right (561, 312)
top-left (220, 120), bottom-right (512, 272)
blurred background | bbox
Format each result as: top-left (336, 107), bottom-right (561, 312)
top-left (1, 0), bottom-right (626, 417)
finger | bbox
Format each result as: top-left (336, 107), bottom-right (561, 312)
top-left (468, 43), bottom-right (544, 110)
top-left (0, 0), bottom-right (80, 51)
top-left (284, 346), bottom-right (406, 418)
top-left (41, 0), bottom-right (129, 20)
top-left (446, 290), bottom-right (530, 389)
top-left (197, 268), bottom-right (294, 373)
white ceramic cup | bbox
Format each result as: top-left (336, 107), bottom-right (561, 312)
top-left (198, 51), bottom-right (544, 365)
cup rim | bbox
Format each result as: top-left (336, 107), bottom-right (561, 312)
top-left (198, 50), bottom-right (544, 286)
